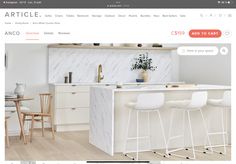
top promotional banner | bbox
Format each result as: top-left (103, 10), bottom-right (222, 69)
top-left (0, 0), bottom-right (235, 8)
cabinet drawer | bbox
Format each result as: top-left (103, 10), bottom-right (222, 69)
top-left (55, 92), bottom-right (90, 108)
top-left (55, 85), bottom-right (90, 93)
top-left (55, 108), bottom-right (89, 125)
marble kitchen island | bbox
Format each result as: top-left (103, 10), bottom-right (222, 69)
top-left (89, 84), bottom-right (231, 156)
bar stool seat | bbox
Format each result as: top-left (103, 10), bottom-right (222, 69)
top-left (166, 100), bottom-right (191, 109)
top-left (126, 102), bottom-right (137, 108)
top-left (127, 102), bottom-right (163, 111)
top-left (208, 99), bottom-right (224, 105)
top-left (208, 93), bottom-right (230, 107)
top-left (123, 93), bottom-right (167, 160)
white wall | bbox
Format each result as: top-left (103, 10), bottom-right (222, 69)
top-left (179, 53), bottom-right (231, 85)
top-left (5, 44), bottom-right (49, 112)
top-left (171, 50), bottom-right (179, 82)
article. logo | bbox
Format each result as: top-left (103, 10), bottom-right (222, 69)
top-left (4, 12), bottom-right (40, 17)
top-left (5, 31), bottom-right (20, 36)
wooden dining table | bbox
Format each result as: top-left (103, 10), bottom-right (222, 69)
top-left (5, 97), bottom-right (34, 144)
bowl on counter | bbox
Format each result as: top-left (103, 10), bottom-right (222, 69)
top-left (136, 79), bottom-right (144, 83)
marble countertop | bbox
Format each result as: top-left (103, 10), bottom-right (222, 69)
top-left (91, 84), bottom-right (231, 92)
top-left (49, 82), bottom-right (184, 86)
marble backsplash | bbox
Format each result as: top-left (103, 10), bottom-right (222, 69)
top-left (48, 48), bottom-right (176, 83)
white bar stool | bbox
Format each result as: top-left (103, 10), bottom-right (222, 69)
top-left (206, 90), bottom-right (231, 154)
top-left (123, 93), bottom-right (167, 160)
top-left (166, 91), bottom-right (213, 160)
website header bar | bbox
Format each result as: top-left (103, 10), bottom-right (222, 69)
top-left (0, 0), bottom-right (235, 8)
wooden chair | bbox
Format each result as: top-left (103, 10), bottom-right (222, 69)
top-left (21, 93), bottom-right (55, 142)
top-left (5, 116), bottom-right (10, 147)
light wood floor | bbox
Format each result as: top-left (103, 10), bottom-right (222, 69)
top-left (5, 130), bottom-right (231, 161)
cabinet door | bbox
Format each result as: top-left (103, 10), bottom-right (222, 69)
top-left (55, 108), bottom-right (89, 125)
top-left (55, 92), bottom-right (90, 108)
top-left (55, 86), bottom-right (90, 93)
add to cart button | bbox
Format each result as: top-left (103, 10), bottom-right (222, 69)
top-left (189, 29), bottom-right (222, 38)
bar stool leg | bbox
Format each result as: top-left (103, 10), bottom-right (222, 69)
top-left (123, 109), bottom-right (133, 158)
top-left (182, 110), bottom-right (186, 149)
top-left (187, 111), bottom-right (196, 159)
top-left (136, 111), bottom-right (139, 160)
top-left (221, 109), bottom-right (227, 154)
top-left (199, 109), bottom-right (213, 154)
top-left (157, 111), bottom-right (168, 155)
top-left (167, 110), bottom-right (174, 148)
top-left (225, 109), bottom-right (229, 146)
top-left (147, 112), bottom-right (151, 150)
top-left (166, 110), bottom-right (192, 159)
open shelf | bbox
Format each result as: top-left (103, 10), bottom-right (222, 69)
top-left (47, 44), bottom-right (177, 51)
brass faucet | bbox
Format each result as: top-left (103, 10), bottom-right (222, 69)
top-left (97, 64), bottom-right (104, 83)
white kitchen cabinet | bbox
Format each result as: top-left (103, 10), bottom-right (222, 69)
top-left (49, 84), bottom-right (90, 132)
top-left (55, 108), bottom-right (89, 125)
top-left (56, 92), bottom-right (90, 108)
top-left (55, 85), bottom-right (89, 92)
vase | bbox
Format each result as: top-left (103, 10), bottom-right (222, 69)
top-left (14, 83), bottom-right (25, 98)
top-left (141, 70), bottom-right (149, 82)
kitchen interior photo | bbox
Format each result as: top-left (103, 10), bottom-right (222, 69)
top-left (5, 43), bottom-right (231, 161)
